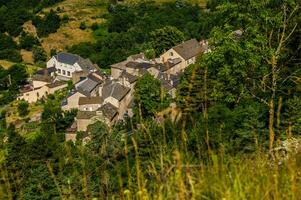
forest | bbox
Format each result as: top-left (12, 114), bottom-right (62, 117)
top-left (0, 0), bottom-right (62, 62)
top-left (0, 0), bottom-right (301, 199)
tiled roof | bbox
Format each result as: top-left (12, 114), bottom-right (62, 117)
top-left (120, 71), bottom-right (138, 83)
top-left (32, 75), bottom-right (53, 83)
top-left (102, 82), bottom-right (130, 101)
top-left (76, 77), bottom-right (102, 97)
top-left (126, 61), bottom-right (153, 69)
top-left (173, 39), bottom-right (202, 60)
top-left (99, 103), bottom-right (118, 121)
top-left (46, 81), bottom-right (67, 89)
top-left (55, 52), bottom-right (80, 65)
top-left (78, 96), bottom-right (103, 105)
top-left (156, 58), bottom-right (182, 72)
top-left (35, 67), bottom-right (56, 76)
top-left (54, 52), bottom-right (96, 72)
top-left (76, 111), bottom-right (97, 119)
top-left (110, 60), bottom-right (129, 70)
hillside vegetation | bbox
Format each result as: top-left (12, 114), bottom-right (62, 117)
top-left (0, 0), bottom-right (301, 199)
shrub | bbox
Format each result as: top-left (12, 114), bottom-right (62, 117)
top-left (18, 101), bottom-right (29, 117)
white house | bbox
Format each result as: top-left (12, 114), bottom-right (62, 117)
top-left (47, 52), bottom-right (97, 80)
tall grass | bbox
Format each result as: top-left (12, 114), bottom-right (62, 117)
top-left (1, 120), bottom-right (301, 199)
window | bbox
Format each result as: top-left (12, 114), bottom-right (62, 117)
top-left (67, 71), bottom-right (71, 76)
top-left (62, 70), bottom-right (66, 75)
top-left (37, 92), bottom-right (39, 97)
top-left (58, 69), bottom-right (61, 74)
top-left (170, 52), bottom-right (173, 57)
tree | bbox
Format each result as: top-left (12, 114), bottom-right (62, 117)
top-left (134, 73), bottom-right (170, 118)
top-left (32, 45), bottom-right (47, 64)
top-left (150, 26), bottom-right (185, 56)
top-left (17, 101), bottom-right (29, 117)
top-left (179, 0), bottom-right (301, 151)
top-left (19, 33), bottom-right (40, 50)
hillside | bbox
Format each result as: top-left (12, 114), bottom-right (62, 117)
top-left (40, 0), bottom-right (108, 54)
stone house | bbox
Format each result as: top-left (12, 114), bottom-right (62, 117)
top-left (160, 39), bottom-right (203, 74)
top-left (111, 53), bottom-right (148, 79)
top-left (18, 80), bottom-right (67, 103)
top-left (78, 96), bottom-right (103, 111)
top-left (47, 52), bottom-right (97, 80)
top-left (62, 73), bottom-right (103, 110)
top-left (100, 81), bottom-right (132, 120)
top-left (76, 103), bottom-right (119, 132)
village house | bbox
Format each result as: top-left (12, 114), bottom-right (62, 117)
top-left (76, 103), bottom-right (119, 132)
top-left (17, 68), bottom-right (68, 103)
top-left (66, 38), bottom-right (208, 136)
top-left (111, 53), bottom-right (150, 79)
top-left (62, 72), bottom-right (103, 110)
top-left (47, 52), bottom-right (97, 80)
top-left (160, 39), bottom-right (203, 74)
top-left (78, 96), bottom-right (103, 111)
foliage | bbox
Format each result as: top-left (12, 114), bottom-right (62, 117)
top-left (134, 73), bottom-right (170, 118)
top-left (19, 32), bottom-right (40, 50)
top-left (32, 45), bottom-right (47, 64)
top-left (33, 10), bottom-right (61, 37)
top-left (69, 1), bottom-right (209, 68)
top-left (17, 100), bottom-right (29, 117)
top-left (150, 26), bottom-right (185, 56)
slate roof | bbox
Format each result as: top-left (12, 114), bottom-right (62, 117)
top-left (76, 76), bottom-right (102, 97)
top-left (128, 53), bottom-right (145, 61)
top-left (47, 81), bottom-right (67, 89)
top-left (102, 82), bottom-right (130, 101)
top-left (126, 61), bottom-right (153, 69)
top-left (111, 60), bottom-right (128, 70)
top-left (78, 96), bottom-right (103, 105)
top-left (173, 39), bottom-right (202, 60)
top-left (157, 58), bottom-right (182, 72)
top-left (54, 52), bottom-right (96, 72)
top-left (35, 67), bottom-right (56, 76)
top-left (99, 103), bottom-right (118, 121)
top-left (55, 52), bottom-right (80, 65)
top-left (120, 71), bottom-right (138, 83)
top-left (32, 75), bottom-right (53, 83)
top-left (76, 111), bottom-right (97, 119)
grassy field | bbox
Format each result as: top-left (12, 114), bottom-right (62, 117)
top-left (41, 0), bottom-right (108, 54)
top-left (0, 60), bottom-right (41, 76)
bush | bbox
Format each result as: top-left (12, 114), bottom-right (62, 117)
top-left (91, 22), bottom-right (99, 31)
top-left (18, 101), bottom-right (29, 117)
top-left (79, 22), bottom-right (87, 30)
top-left (33, 46), bottom-right (47, 63)
top-left (19, 33), bottom-right (40, 50)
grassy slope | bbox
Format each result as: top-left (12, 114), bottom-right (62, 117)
top-left (41, 0), bottom-right (108, 54)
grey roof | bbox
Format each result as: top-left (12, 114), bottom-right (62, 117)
top-left (32, 75), bottom-right (53, 83)
top-left (87, 73), bottom-right (103, 83)
top-left (99, 103), bottom-right (118, 121)
top-left (128, 53), bottom-right (145, 61)
top-left (76, 76), bottom-right (102, 97)
top-left (78, 96), bottom-right (103, 105)
top-left (55, 52), bottom-right (80, 65)
top-left (173, 39), bottom-right (202, 60)
top-left (111, 60), bottom-right (129, 70)
top-left (46, 81), bottom-right (67, 89)
top-left (102, 82), bottom-right (130, 101)
top-left (55, 52), bottom-right (96, 72)
top-left (120, 71), bottom-right (138, 84)
top-left (126, 62), bottom-right (153, 69)
top-left (76, 111), bottom-right (97, 119)
top-left (157, 58), bottom-right (182, 72)
top-left (77, 58), bottom-right (96, 72)
top-left (35, 67), bottom-right (56, 76)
